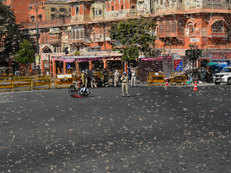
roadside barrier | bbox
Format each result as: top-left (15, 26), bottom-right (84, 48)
top-left (0, 76), bottom-right (69, 92)
top-left (169, 75), bottom-right (187, 86)
top-left (0, 78), bottom-right (13, 92)
top-left (12, 78), bottom-right (32, 91)
top-left (147, 74), bottom-right (165, 86)
top-left (54, 74), bottom-right (73, 89)
top-left (33, 77), bottom-right (52, 90)
top-left (55, 77), bottom-right (73, 89)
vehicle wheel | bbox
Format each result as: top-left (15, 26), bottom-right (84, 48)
top-left (227, 78), bottom-right (231, 85)
top-left (68, 85), bottom-right (76, 95)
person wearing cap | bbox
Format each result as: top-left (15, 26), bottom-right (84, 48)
top-left (120, 72), bottom-right (129, 96)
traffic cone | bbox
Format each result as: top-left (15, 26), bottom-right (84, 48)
top-left (164, 80), bottom-right (168, 90)
top-left (193, 81), bottom-right (198, 92)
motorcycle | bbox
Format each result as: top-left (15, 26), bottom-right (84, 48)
top-left (68, 81), bottom-right (91, 97)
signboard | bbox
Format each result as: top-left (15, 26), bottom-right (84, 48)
top-left (35, 55), bottom-right (40, 65)
top-left (49, 28), bottom-right (60, 34)
top-left (57, 74), bottom-right (72, 79)
top-left (190, 38), bottom-right (200, 42)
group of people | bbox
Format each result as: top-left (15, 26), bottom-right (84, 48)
top-left (113, 68), bottom-right (136, 87)
top-left (73, 68), bottom-right (137, 97)
top-left (115, 68), bottom-right (137, 97)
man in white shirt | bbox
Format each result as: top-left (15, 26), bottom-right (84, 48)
top-left (130, 69), bottom-right (136, 87)
top-left (114, 69), bottom-right (120, 87)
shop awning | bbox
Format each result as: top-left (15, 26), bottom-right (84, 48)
top-left (207, 62), bottom-right (218, 66)
top-left (139, 56), bottom-right (172, 61)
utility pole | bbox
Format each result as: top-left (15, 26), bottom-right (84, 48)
top-left (33, 0), bottom-right (40, 69)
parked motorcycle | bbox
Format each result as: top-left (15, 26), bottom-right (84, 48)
top-left (68, 81), bottom-right (91, 97)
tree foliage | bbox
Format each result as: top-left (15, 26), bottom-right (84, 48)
top-left (110, 17), bottom-right (157, 61)
top-left (15, 39), bottom-right (35, 65)
top-left (0, 2), bottom-right (24, 63)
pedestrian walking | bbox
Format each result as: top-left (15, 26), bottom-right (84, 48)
top-left (114, 69), bottom-right (120, 87)
top-left (130, 69), bottom-right (136, 87)
top-left (91, 77), bottom-right (97, 88)
top-left (85, 70), bottom-right (89, 88)
top-left (121, 72), bottom-right (129, 96)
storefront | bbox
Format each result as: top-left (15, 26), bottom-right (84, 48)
top-left (47, 54), bottom-right (122, 77)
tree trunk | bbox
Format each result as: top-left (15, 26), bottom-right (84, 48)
top-left (25, 64), bottom-right (30, 76)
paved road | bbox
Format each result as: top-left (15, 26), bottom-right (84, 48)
top-left (0, 85), bottom-right (231, 173)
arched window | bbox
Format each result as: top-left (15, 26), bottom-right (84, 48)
top-left (60, 8), bottom-right (66, 12)
top-left (42, 46), bottom-right (52, 53)
top-left (76, 7), bottom-right (79, 14)
top-left (99, 9), bottom-right (102, 15)
top-left (187, 22), bottom-right (194, 35)
top-left (31, 16), bottom-right (35, 22)
top-left (51, 8), bottom-right (56, 12)
top-left (38, 14), bottom-right (42, 21)
top-left (212, 20), bottom-right (225, 33)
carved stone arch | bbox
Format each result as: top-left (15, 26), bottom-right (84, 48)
top-left (40, 44), bottom-right (54, 53)
top-left (185, 18), bottom-right (196, 26)
top-left (208, 16), bottom-right (227, 27)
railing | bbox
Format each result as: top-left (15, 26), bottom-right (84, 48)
top-left (0, 75), bottom-right (75, 92)
top-left (22, 17), bottom-right (72, 29)
top-left (0, 76), bottom-right (52, 92)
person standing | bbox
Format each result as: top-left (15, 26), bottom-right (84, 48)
top-left (130, 68), bottom-right (136, 87)
top-left (120, 72), bottom-right (129, 96)
top-left (91, 77), bottom-right (97, 88)
top-left (85, 70), bottom-right (89, 88)
top-left (81, 71), bottom-right (85, 87)
top-left (113, 69), bottom-right (120, 87)
top-left (128, 67), bottom-right (132, 83)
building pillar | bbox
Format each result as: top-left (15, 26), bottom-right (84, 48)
top-left (75, 60), bottom-right (80, 75)
top-left (63, 61), bottom-right (66, 74)
top-left (52, 58), bottom-right (56, 77)
top-left (49, 56), bottom-right (52, 76)
top-left (41, 55), bottom-right (45, 75)
top-left (89, 61), bottom-right (93, 71)
top-left (124, 61), bottom-right (128, 73)
top-left (103, 59), bottom-right (107, 69)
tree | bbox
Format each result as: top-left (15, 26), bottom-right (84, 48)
top-left (0, 2), bottom-right (23, 64)
top-left (110, 17), bottom-right (157, 64)
top-left (14, 39), bottom-right (35, 74)
top-left (185, 45), bottom-right (202, 80)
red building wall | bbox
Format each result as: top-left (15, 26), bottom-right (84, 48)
top-left (28, 0), bottom-right (47, 23)
top-left (3, 0), bottom-right (31, 24)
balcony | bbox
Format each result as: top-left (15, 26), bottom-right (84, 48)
top-left (49, 28), bottom-right (61, 34)
top-left (158, 21), bottom-right (184, 41)
top-left (126, 9), bottom-right (138, 18)
top-left (68, 38), bottom-right (91, 45)
top-left (208, 21), bottom-right (228, 39)
top-left (47, 35), bottom-right (61, 45)
top-left (22, 17), bottom-right (71, 29)
top-left (208, 32), bottom-right (228, 39)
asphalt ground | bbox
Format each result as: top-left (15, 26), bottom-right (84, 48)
top-left (0, 85), bottom-right (231, 173)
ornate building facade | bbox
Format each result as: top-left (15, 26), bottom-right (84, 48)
top-left (6, 0), bottom-right (231, 75)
